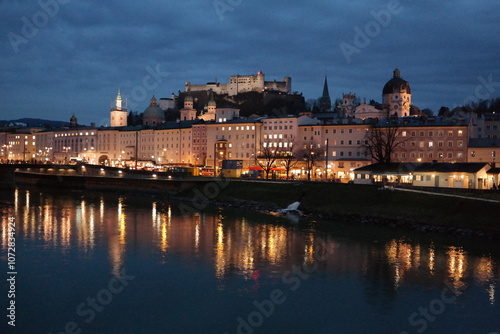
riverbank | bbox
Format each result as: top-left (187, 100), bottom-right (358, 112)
top-left (177, 179), bottom-right (500, 239)
top-left (6, 165), bottom-right (500, 239)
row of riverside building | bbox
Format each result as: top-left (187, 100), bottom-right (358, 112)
top-left (1, 70), bottom-right (500, 188)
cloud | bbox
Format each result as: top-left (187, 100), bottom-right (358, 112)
top-left (0, 0), bottom-right (499, 124)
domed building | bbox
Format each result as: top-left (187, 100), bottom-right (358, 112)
top-left (180, 95), bottom-right (197, 121)
top-left (69, 114), bottom-right (78, 128)
top-left (382, 68), bottom-right (412, 117)
top-left (199, 91), bottom-right (217, 121)
top-left (143, 95), bottom-right (165, 126)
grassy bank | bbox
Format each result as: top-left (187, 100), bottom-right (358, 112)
top-left (211, 180), bottom-right (500, 234)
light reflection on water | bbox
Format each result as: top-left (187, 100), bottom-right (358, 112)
top-left (1, 187), bottom-right (499, 333)
top-left (1, 188), bottom-right (499, 292)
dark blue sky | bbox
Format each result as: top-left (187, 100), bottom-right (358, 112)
top-left (1, 0), bottom-right (499, 125)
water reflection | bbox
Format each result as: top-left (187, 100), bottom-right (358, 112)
top-left (0, 188), bottom-right (498, 307)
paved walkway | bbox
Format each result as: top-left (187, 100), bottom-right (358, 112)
top-left (394, 187), bottom-right (500, 203)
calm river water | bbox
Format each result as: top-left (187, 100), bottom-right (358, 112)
top-left (1, 187), bottom-right (499, 334)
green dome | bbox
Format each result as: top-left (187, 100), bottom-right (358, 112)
top-left (143, 95), bottom-right (165, 122)
top-left (143, 105), bottom-right (165, 119)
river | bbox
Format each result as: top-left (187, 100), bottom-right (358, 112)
top-left (1, 187), bottom-right (499, 334)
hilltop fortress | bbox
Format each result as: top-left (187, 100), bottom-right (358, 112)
top-left (185, 71), bottom-right (291, 96)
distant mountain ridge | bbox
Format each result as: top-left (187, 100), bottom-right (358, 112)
top-left (0, 118), bottom-right (69, 128)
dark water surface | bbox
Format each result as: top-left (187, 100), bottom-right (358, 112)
top-left (1, 187), bottom-right (499, 334)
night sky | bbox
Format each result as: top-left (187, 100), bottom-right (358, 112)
top-left (1, 0), bottom-right (499, 125)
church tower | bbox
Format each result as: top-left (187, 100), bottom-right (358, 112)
top-left (110, 90), bottom-right (128, 127)
top-left (382, 69), bottom-right (412, 117)
top-left (199, 91), bottom-right (217, 121)
top-left (180, 95), bottom-right (197, 121)
top-left (318, 75), bottom-right (332, 112)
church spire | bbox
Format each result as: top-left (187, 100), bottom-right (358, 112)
top-left (322, 75), bottom-right (330, 98)
top-left (319, 75), bottom-right (332, 112)
top-left (116, 89), bottom-right (122, 110)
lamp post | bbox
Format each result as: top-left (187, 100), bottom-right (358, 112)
top-left (324, 138), bottom-right (329, 179)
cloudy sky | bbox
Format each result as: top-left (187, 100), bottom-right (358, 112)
top-left (1, 0), bottom-right (499, 125)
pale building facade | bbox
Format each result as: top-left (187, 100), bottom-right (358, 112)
top-left (53, 127), bottom-right (98, 163)
top-left (354, 103), bottom-right (385, 120)
top-left (35, 130), bottom-right (54, 162)
top-left (205, 119), bottom-right (262, 169)
top-left (192, 123), bottom-right (208, 166)
top-left (298, 120), bottom-right (372, 180)
top-left (6, 131), bottom-right (39, 162)
top-left (338, 93), bottom-right (358, 118)
top-left (467, 138), bottom-right (500, 164)
top-left (262, 115), bottom-right (319, 152)
top-left (153, 122), bottom-right (193, 165)
top-left (0, 132), bottom-right (8, 161)
top-left (159, 94), bottom-right (177, 111)
top-left (391, 119), bottom-right (469, 163)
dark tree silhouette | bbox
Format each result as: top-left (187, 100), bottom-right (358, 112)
top-left (297, 141), bottom-right (324, 181)
top-left (255, 144), bottom-right (281, 179)
top-left (362, 116), bottom-right (406, 163)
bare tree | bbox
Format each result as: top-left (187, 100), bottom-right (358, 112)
top-left (278, 146), bottom-right (299, 180)
top-left (255, 144), bottom-right (281, 179)
top-left (297, 141), bottom-right (325, 181)
top-left (362, 116), bottom-right (405, 163)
